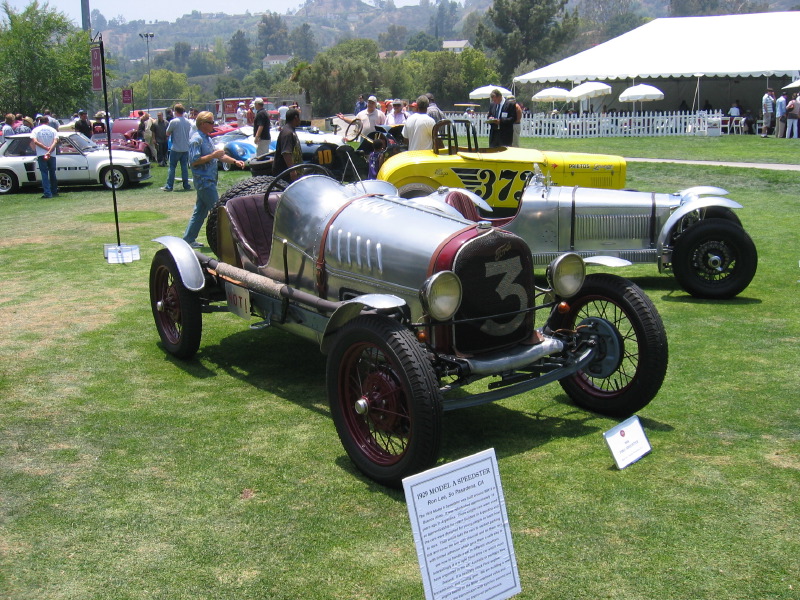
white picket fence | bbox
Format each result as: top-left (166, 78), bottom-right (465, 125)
top-left (442, 110), bottom-right (728, 138)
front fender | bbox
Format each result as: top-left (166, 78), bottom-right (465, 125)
top-left (657, 197), bottom-right (743, 261)
top-left (153, 235), bottom-right (205, 291)
top-left (321, 293), bottom-right (407, 354)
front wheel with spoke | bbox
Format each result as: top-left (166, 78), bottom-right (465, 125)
top-left (149, 249), bottom-right (202, 359)
top-left (326, 316), bottom-right (442, 487)
top-left (551, 274), bottom-right (668, 417)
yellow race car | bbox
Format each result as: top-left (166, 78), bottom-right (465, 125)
top-left (378, 119), bottom-right (626, 215)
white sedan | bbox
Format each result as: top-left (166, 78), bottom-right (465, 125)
top-left (0, 131), bottom-right (151, 195)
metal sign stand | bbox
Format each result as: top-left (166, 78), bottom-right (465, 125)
top-left (92, 34), bottom-right (140, 264)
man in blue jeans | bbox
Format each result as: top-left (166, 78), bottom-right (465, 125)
top-left (163, 103), bottom-right (192, 191)
top-left (182, 111), bottom-right (244, 248)
top-left (31, 115), bottom-right (58, 198)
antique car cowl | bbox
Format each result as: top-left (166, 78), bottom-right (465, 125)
top-left (269, 176), bottom-right (534, 354)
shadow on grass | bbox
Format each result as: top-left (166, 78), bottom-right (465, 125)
top-left (614, 275), bottom-right (762, 305)
top-left (159, 327), bottom-right (329, 415)
top-left (159, 320), bottom-right (675, 493)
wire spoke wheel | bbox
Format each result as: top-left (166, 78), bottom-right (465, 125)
top-left (149, 249), bottom-right (202, 359)
top-left (327, 316), bottom-right (442, 487)
top-left (553, 274), bottom-right (668, 417)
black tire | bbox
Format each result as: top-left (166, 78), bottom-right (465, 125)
top-left (205, 175), bottom-right (287, 255)
top-left (101, 165), bottom-right (128, 190)
top-left (0, 169), bottom-right (19, 194)
top-left (672, 218), bottom-right (757, 299)
top-left (551, 274), bottom-right (668, 417)
top-left (149, 249), bottom-right (202, 359)
top-left (398, 182), bottom-right (435, 198)
top-left (326, 316), bottom-right (442, 487)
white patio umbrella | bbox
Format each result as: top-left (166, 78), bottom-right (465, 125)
top-left (619, 84), bottom-right (664, 115)
top-left (469, 85), bottom-right (512, 100)
top-left (531, 87), bottom-right (570, 102)
top-left (619, 84), bottom-right (664, 103)
top-left (567, 81), bottom-right (612, 101)
top-left (782, 80), bottom-right (800, 90)
top-left (531, 87), bottom-right (570, 111)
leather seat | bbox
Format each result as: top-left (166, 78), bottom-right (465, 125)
top-left (224, 194), bottom-right (275, 268)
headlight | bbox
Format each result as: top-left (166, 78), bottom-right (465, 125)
top-left (419, 271), bottom-right (462, 321)
top-left (546, 253), bottom-right (585, 298)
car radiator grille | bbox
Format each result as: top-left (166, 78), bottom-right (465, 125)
top-left (575, 213), bottom-right (651, 240)
top-left (451, 229), bottom-right (535, 355)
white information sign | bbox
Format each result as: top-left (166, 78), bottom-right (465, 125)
top-left (105, 244), bottom-right (140, 264)
top-left (403, 449), bottom-right (521, 600)
top-left (603, 415), bottom-right (651, 469)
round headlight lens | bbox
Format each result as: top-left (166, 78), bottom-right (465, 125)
top-left (420, 271), bottom-right (462, 321)
top-left (547, 253), bottom-right (586, 298)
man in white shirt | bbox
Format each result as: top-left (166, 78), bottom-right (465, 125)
top-left (31, 115), bottom-right (59, 198)
top-left (236, 102), bottom-right (247, 127)
top-left (402, 96), bottom-right (435, 151)
top-left (337, 95), bottom-right (386, 137)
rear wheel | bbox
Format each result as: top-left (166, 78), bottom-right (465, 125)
top-left (149, 249), bottom-right (202, 359)
top-left (672, 218), bottom-right (757, 299)
top-left (551, 274), bottom-right (668, 417)
top-left (327, 316), bottom-right (442, 488)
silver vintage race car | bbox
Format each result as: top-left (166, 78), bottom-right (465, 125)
top-left (384, 120), bottom-right (757, 300)
top-left (149, 168), bottom-right (668, 487)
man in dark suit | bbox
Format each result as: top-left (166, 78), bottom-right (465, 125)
top-left (487, 89), bottom-right (515, 148)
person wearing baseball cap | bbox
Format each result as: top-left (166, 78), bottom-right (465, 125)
top-left (386, 99), bottom-right (407, 126)
top-left (336, 94), bottom-right (386, 139)
top-left (253, 98), bottom-right (271, 155)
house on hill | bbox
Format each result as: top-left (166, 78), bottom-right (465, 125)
top-left (262, 55), bottom-right (293, 69)
top-left (443, 40), bottom-right (471, 54)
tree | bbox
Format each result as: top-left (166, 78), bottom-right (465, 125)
top-left (90, 8), bottom-right (106, 31)
top-left (289, 23), bottom-right (317, 62)
top-left (173, 42), bottom-right (191, 69)
top-left (128, 69), bottom-right (199, 109)
top-left (378, 25), bottom-right (408, 51)
top-left (0, 1), bottom-right (92, 117)
top-left (227, 30), bottom-right (251, 70)
top-left (187, 50), bottom-right (222, 77)
top-left (257, 12), bottom-right (289, 57)
top-left (405, 31), bottom-right (441, 52)
top-left (477, 0), bottom-right (579, 81)
top-left (298, 39), bottom-right (382, 115)
top-left (429, 0), bottom-right (459, 39)
top-left (215, 75), bottom-right (243, 100)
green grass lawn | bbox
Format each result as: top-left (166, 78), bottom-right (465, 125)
top-left (1, 150), bottom-right (798, 599)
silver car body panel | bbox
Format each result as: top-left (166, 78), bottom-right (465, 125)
top-left (153, 235), bottom-right (205, 291)
top-left (268, 175), bottom-right (475, 321)
top-left (504, 180), bottom-right (741, 269)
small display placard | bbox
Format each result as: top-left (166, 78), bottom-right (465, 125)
top-left (105, 244), bottom-right (140, 264)
top-left (403, 449), bottom-right (521, 600)
top-left (603, 415), bottom-right (651, 469)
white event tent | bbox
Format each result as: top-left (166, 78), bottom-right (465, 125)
top-left (515, 12), bottom-right (800, 112)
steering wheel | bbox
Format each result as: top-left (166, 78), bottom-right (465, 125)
top-left (344, 118), bottom-right (363, 142)
top-left (264, 164), bottom-right (334, 216)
